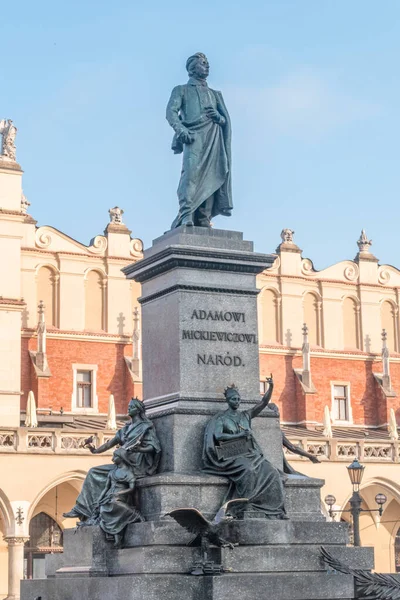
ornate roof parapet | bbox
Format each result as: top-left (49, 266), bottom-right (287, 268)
top-left (109, 206), bottom-right (124, 225)
top-left (276, 228), bottom-right (302, 254)
top-left (124, 307), bottom-right (142, 382)
top-left (36, 300), bottom-right (48, 371)
top-left (355, 229), bottom-right (378, 263)
top-left (0, 118), bottom-right (17, 162)
top-left (105, 206), bottom-right (132, 236)
top-left (29, 301), bottom-right (51, 377)
top-left (373, 329), bottom-right (396, 399)
top-left (301, 323), bottom-right (312, 389)
top-left (381, 329), bottom-right (392, 393)
top-left (20, 191), bottom-right (31, 216)
top-left (294, 323), bottom-right (316, 393)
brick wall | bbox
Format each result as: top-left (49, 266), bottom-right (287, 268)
top-left (21, 335), bottom-right (140, 414)
top-left (260, 350), bottom-right (400, 426)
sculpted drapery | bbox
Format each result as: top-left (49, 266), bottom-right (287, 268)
top-left (166, 53), bottom-right (233, 229)
top-left (63, 399), bottom-right (161, 544)
top-left (202, 381), bottom-right (286, 519)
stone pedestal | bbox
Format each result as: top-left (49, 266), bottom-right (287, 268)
top-left (21, 228), bottom-right (374, 600)
top-left (21, 520), bottom-right (374, 600)
top-left (124, 227), bottom-right (274, 405)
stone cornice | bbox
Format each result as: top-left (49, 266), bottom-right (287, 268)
top-left (124, 245), bottom-right (274, 282)
top-left (22, 328), bottom-right (132, 344)
top-left (0, 297), bottom-right (26, 311)
top-left (260, 270), bottom-right (400, 291)
top-left (259, 344), bottom-right (400, 362)
top-left (0, 160), bottom-right (23, 172)
top-left (139, 283), bottom-right (259, 305)
top-left (21, 246), bottom-right (136, 262)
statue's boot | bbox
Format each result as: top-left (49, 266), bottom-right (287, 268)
top-left (181, 215), bottom-right (194, 226)
top-left (62, 507), bottom-right (82, 519)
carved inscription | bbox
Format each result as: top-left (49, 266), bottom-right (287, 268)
top-left (183, 307), bottom-right (254, 368)
top-left (197, 353), bottom-right (243, 366)
top-left (191, 310), bottom-right (245, 322)
top-left (183, 330), bottom-right (257, 343)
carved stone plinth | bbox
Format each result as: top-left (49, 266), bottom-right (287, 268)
top-left (21, 520), bottom-right (373, 600)
top-left (123, 227), bottom-right (274, 405)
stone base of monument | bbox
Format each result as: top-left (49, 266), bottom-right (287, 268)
top-left (136, 474), bottom-right (325, 521)
top-left (20, 227), bottom-right (375, 600)
top-left (21, 516), bottom-right (373, 600)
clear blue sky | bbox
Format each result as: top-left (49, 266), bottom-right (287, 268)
top-left (2, 1), bottom-right (400, 268)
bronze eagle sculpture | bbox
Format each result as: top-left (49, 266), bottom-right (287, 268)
top-left (166, 498), bottom-right (248, 575)
top-left (321, 546), bottom-right (400, 599)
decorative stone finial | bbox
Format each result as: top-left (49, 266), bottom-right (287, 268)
top-left (280, 229), bottom-right (295, 244)
top-left (38, 300), bottom-right (45, 322)
top-left (21, 192), bottom-right (30, 214)
top-left (0, 119), bottom-right (17, 162)
top-left (132, 307), bottom-right (140, 360)
top-left (357, 229), bottom-right (372, 253)
top-left (381, 328), bottom-right (392, 392)
top-left (109, 206), bottom-right (124, 225)
top-left (36, 301), bottom-right (47, 371)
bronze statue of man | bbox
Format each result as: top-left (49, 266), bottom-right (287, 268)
top-left (166, 53), bottom-right (233, 228)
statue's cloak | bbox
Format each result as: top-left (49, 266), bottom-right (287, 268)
top-left (202, 409), bottom-right (286, 519)
top-left (73, 419), bottom-right (160, 520)
top-left (167, 85), bottom-right (233, 228)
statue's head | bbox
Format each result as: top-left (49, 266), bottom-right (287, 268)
top-left (112, 447), bottom-right (127, 464)
top-left (224, 384), bottom-right (241, 410)
top-left (128, 397), bottom-right (145, 418)
top-left (186, 52), bottom-right (209, 79)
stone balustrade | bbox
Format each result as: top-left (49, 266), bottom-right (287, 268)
top-left (284, 435), bottom-right (398, 462)
top-left (0, 427), bottom-right (397, 461)
top-left (0, 428), bottom-right (115, 454)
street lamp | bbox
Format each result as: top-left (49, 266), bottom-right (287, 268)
top-left (324, 458), bottom-right (387, 547)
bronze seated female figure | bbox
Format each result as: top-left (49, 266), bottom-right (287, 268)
top-left (202, 377), bottom-right (286, 519)
top-left (63, 398), bottom-right (161, 534)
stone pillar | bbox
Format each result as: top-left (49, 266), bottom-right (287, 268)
top-left (4, 537), bottom-right (28, 600)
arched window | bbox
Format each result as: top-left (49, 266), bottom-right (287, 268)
top-left (37, 266), bottom-right (58, 327)
top-left (343, 297), bottom-right (360, 350)
top-left (25, 512), bottom-right (63, 579)
top-left (303, 293), bottom-right (320, 346)
top-left (381, 301), bottom-right (397, 352)
top-left (259, 289), bottom-right (279, 344)
top-left (85, 271), bottom-right (105, 331)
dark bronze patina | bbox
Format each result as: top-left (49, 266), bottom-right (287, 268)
top-left (63, 398), bottom-right (161, 547)
top-left (166, 52), bottom-right (233, 228)
top-left (203, 376), bottom-right (287, 519)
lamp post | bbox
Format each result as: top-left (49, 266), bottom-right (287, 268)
top-left (324, 458), bottom-right (387, 547)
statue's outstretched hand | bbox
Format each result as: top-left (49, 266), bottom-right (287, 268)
top-left (310, 455), bottom-right (321, 464)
